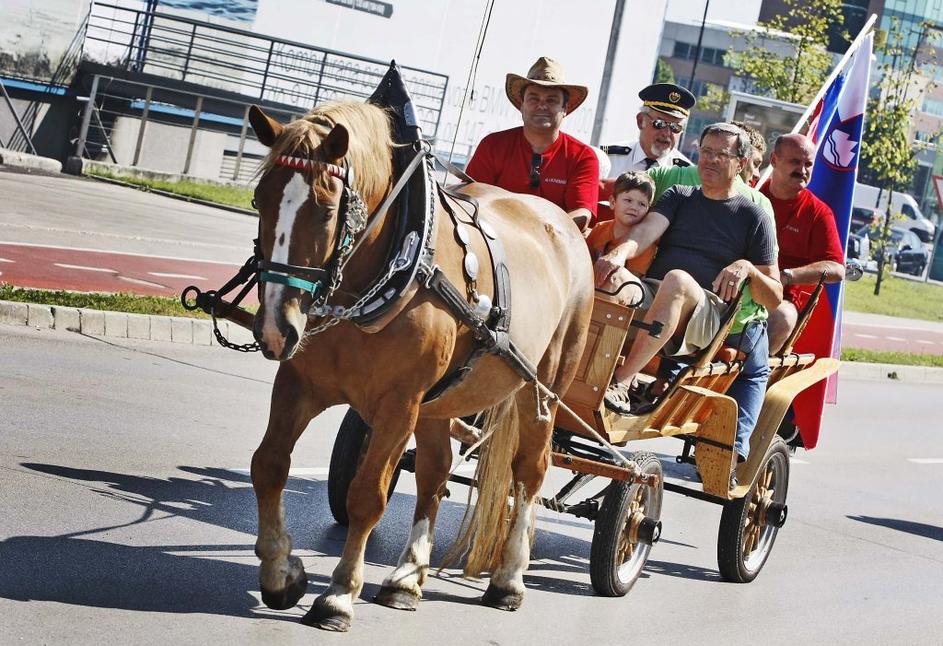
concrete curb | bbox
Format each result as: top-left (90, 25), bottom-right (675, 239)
top-left (0, 299), bottom-right (256, 348)
top-left (3, 299), bottom-right (943, 382)
top-left (0, 148), bottom-right (63, 173)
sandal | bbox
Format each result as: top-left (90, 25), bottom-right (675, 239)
top-left (604, 380), bottom-right (633, 416)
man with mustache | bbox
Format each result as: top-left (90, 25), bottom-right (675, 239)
top-left (602, 83), bottom-right (696, 176)
top-left (759, 134), bottom-right (845, 354)
top-left (466, 57), bottom-right (599, 230)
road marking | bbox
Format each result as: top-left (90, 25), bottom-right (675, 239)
top-left (916, 339), bottom-right (936, 345)
top-left (907, 458), bottom-right (943, 464)
top-left (789, 457), bottom-right (810, 464)
top-left (54, 262), bottom-right (117, 273)
top-left (0, 257), bottom-right (14, 263)
top-left (118, 276), bottom-right (167, 288)
top-left (853, 333), bottom-right (878, 339)
top-left (149, 272), bottom-right (207, 280)
top-left (886, 336), bottom-right (907, 342)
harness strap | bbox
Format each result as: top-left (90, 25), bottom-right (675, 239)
top-left (418, 262), bottom-right (537, 382)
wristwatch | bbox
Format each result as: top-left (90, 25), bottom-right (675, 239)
top-left (782, 268), bottom-right (794, 286)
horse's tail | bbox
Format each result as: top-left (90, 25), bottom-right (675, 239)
top-left (444, 393), bottom-right (523, 577)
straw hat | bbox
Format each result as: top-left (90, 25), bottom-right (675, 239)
top-left (505, 57), bottom-right (589, 113)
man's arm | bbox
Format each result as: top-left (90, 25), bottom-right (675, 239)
top-left (593, 212), bottom-right (670, 285)
top-left (783, 260), bottom-right (845, 286)
top-left (568, 208), bottom-right (592, 231)
top-left (784, 202), bottom-right (847, 285)
top-left (465, 136), bottom-right (497, 184)
top-left (712, 261), bottom-right (783, 309)
top-left (565, 146), bottom-right (600, 231)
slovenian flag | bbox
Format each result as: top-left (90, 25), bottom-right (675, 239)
top-left (793, 32), bottom-right (873, 449)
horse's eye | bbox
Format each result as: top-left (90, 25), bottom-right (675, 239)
top-left (251, 197), bottom-right (258, 210)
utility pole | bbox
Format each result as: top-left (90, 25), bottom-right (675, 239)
top-left (591, 0), bottom-right (626, 145)
top-left (687, 0), bottom-right (710, 89)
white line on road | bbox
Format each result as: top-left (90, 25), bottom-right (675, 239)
top-left (853, 333), bottom-right (878, 339)
top-left (0, 257), bottom-right (14, 263)
top-left (118, 276), bottom-right (167, 288)
top-left (149, 272), bottom-right (207, 280)
top-left (54, 263), bottom-right (117, 273)
top-left (907, 458), bottom-right (943, 464)
top-left (886, 336), bottom-right (907, 342)
top-left (915, 339), bottom-right (936, 345)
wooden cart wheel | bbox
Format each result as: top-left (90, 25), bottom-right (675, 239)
top-left (327, 408), bottom-right (401, 526)
top-left (717, 437), bottom-right (790, 583)
top-left (590, 452), bottom-right (663, 597)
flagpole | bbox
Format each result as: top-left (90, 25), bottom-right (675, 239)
top-left (755, 13), bottom-right (878, 186)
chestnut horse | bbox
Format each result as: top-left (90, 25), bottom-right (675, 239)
top-left (247, 100), bottom-right (592, 631)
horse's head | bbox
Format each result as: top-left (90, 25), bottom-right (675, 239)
top-left (248, 103), bottom-right (393, 360)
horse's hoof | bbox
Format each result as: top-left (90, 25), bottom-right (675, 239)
top-left (301, 598), bottom-right (353, 632)
top-left (481, 583), bottom-right (523, 611)
top-left (374, 585), bottom-right (420, 611)
top-left (260, 568), bottom-right (308, 610)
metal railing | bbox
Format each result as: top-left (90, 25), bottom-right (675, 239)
top-left (75, 74), bottom-right (303, 184)
top-left (83, 2), bottom-right (448, 138)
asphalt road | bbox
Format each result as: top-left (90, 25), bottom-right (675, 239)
top-left (3, 168), bottom-right (941, 355)
top-left (1, 324), bottom-right (941, 645)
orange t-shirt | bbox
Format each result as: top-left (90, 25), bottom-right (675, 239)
top-left (585, 220), bottom-right (656, 276)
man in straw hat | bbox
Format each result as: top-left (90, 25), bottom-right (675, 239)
top-left (466, 56), bottom-right (599, 230)
top-left (601, 82), bottom-right (696, 177)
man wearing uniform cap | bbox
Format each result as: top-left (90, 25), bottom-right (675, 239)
top-left (601, 83), bottom-right (696, 177)
top-left (466, 56), bottom-right (599, 230)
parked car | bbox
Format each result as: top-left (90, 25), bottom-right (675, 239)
top-left (872, 226), bottom-right (930, 276)
top-left (850, 206), bottom-right (881, 232)
top-left (853, 183), bottom-right (936, 243)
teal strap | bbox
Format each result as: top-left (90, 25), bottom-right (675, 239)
top-left (260, 271), bottom-right (321, 296)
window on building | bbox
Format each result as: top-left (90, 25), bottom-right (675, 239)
top-left (923, 97), bottom-right (943, 118)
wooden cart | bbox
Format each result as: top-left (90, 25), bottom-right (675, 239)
top-left (328, 282), bottom-right (838, 596)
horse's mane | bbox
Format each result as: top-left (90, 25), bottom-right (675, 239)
top-left (259, 101), bottom-right (394, 205)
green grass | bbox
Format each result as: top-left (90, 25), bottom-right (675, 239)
top-left (0, 284), bottom-right (210, 319)
top-left (841, 347), bottom-right (943, 368)
top-left (87, 169), bottom-right (255, 210)
top-left (843, 273), bottom-right (943, 322)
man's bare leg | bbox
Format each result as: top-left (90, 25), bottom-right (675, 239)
top-left (613, 269), bottom-right (703, 386)
top-left (768, 301), bottom-right (798, 355)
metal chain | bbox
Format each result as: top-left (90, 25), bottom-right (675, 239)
top-left (210, 310), bottom-right (260, 352)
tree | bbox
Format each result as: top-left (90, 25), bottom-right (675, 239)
top-left (725, 0), bottom-right (844, 105)
top-left (860, 19), bottom-right (939, 295)
top-left (654, 58), bottom-right (675, 85)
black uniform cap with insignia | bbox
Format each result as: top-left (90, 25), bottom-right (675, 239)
top-left (639, 83), bottom-right (696, 119)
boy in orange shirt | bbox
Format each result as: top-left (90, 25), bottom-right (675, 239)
top-left (587, 171), bottom-right (657, 305)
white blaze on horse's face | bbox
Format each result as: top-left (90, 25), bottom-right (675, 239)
top-left (260, 173), bottom-right (310, 358)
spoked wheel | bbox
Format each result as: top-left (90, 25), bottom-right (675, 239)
top-left (717, 437), bottom-right (790, 583)
top-left (590, 452), bottom-right (663, 597)
top-left (327, 408), bottom-right (401, 526)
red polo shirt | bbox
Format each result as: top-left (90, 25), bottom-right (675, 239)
top-left (760, 184), bottom-right (845, 302)
top-left (466, 127), bottom-right (599, 217)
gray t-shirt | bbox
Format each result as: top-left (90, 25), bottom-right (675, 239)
top-left (647, 185), bottom-right (777, 290)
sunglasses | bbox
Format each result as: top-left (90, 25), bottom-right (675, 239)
top-left (650, 118), bottom-right (684, 134)
top-left (529, 152), bottom-right (542, 189)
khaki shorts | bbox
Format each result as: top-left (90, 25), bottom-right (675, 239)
top-left (639, 278), bottom-right (725, 357)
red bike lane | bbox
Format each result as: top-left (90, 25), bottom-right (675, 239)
top-left (0, 242), bottom-right (258, 305)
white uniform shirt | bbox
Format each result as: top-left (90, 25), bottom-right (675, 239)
top-left (604, 140), bottom-right (692, 178)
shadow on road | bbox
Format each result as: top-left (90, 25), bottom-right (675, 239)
top-left (847, 515), bottom-right (943, 542)
top-left (0, 462), bottom-right (720, 617)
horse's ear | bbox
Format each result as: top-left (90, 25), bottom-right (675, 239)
top-left (320, 124), bottom-right (349, 161)
top-left (249, 105), bottom-right (283, 148)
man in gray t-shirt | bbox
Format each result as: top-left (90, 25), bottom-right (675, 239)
top-left (598, 123), bottom-right (783, 461)
top-left (647, 185), bottom-right (776, 287)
